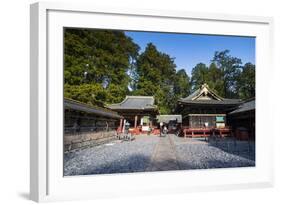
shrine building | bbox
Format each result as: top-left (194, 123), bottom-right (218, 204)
top-left (177, 83), bottom-right (241, 128)
top-left (176, 83), bottom-right (242, 138)
top-left (107, 96), bottom-right (159, 133)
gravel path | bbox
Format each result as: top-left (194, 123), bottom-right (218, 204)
top-left (64, 134), bottom-right (255, 176)
top-left (172, 135), bottom-right (255, 170)
top-left (64, 135), bottom-right (159, 176)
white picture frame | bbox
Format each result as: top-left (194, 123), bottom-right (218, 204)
top-left (30, 2), bottom-right (274, 202)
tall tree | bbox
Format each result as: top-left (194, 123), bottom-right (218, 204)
top-left (64, 84), bottom-right (107, 107)
top-left (133, 43), bottom-right (178, 114)
top-left (237, 62), bottom-right (255, 99)
top-left (211, 50), bottom-right (242, 98)
top-left (174, 69), bottom-right (191, 98)
top-left (191, 63), bottom-right (209, 91)
top-left (207, 63), bottom-right (224, 96)
top-left (64, 28), bottom-right (139, 106)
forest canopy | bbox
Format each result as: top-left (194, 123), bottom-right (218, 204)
top-left (64, 28), bottom-right (255, 114)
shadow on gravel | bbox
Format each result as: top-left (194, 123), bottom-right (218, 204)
top-left (64, 152), bottom-right (255, 176)
top-left (64, 154), bottom-right (152, 176)
top-left (206, 138), bottom-right (255, 161)
top-left (177, 158), bottom-right (255, 170)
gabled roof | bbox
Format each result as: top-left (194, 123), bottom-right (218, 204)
top-left (229, 98), bottom-right (255, 115)
top-left (178, 83), bottom-right (241, 105)
top-left (64, 98), bottom-right (122, 119)
top-left (184, 83), bottom-right (223, 101)
top-left (107, 96), bottom-right (158, 110)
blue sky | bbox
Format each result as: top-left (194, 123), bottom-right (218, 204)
top-left (125, 31), bottom-right (255, 75)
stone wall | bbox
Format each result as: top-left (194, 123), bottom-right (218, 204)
top-left (64, 109), bottom-right (120, 152)
top-left (64, 130), bottom-right (117, 152)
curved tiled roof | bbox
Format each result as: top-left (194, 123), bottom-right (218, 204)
top-left (178, 99), bottom-right (241, 105)
top-left (64, 98), bottom-right (122, 119)
top-left (107, 96), bottom-right (157, 110)
top-left (179, 83), bottom-right (241, 105)
top-left (229, 98), bottom-right (255, 114)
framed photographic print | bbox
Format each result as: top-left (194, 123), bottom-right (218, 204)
top-left (30, 2), bottom-right (274, 202)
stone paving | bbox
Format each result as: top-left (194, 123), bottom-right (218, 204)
top-left (146, 135), bottom-right (179, 171)
top-left (64, 134), bottom-right (255, 176)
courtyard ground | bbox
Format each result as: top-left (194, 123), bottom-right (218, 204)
top-left (64, 134), bottom-right (255, 176)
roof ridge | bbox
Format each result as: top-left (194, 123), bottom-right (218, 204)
top-left (64, 98), bottom-right (119, 114)
top-left (107, 95), bottom-right (157, 111)
top-left (242, 97), bottom-right (255, 103)
top-left (192, 83), bottom-right (223, 101)
top-left (180, 84), bottom-right (243, 102)
top-left (106, 95), bottom-right (154, 108)
top-left (222, 98), bottom-right (242, 101)
top-left (126, 95), bottom-right (154, 98)
top-left (180, 88), bottom-right (200, 101)
top-left (106, 95), bottom-right (131, 107)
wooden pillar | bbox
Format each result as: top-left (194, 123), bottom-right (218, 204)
top-left (134, 115), bottom-right (138, 128)
top-left (122, 119), bottom-right (126, 133)
top-left (119, 118), bottom-right (123, 130)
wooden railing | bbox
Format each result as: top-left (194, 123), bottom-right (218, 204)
top-left (182, 127), bottom-right (232, 138)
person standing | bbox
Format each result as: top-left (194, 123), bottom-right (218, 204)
top-left (163, 125), bottom-right (168, 137)
top-left (160, 122), bottom-right (163, 137)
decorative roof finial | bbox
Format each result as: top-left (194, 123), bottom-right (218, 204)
top-left (201, 83), bottom-right (209, 89)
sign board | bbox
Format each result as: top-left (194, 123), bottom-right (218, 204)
top-left (216, 116), bottom-right (224, 122)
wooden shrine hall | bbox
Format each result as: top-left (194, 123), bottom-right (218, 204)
top-left (107, 96), bottom-right (159, 133)
top-left (176, 83), bottom-right (242, 138)
top-left (228, 98), bottom-right (255, 140)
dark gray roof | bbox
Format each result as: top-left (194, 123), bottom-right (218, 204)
top-left (156, 115), bottom-right (182, 123)
top-left (179, 98), bottom-right (241, 105)
top-left (64, 98), bottom-right (122, 119)
top-left (229, 99), bottom-right (255, 115)
top-left (107, 96), bottom-right (157, 110)
top-left (181, 87), bottom-right (201, 101)
top-left (179, 83), bottom-right (241, 105)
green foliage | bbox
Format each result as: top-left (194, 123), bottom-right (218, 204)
top-left (135, 43), bottom-right (177, 85)
top-left (191, 63), bottom-right (209, 91)
top-left (191, 63), bottom-right (224, 96)
top-left (237, 63), bottom-right (255, 99)
top-left (133, 43), bottom-right (186, 114)
top-left (106, 84), bottom-right (127, 104)
top-left (64, 83), bottom-right (107, 107)
top-left (64, 29), bottom-right (255, 113)
top-left (174, 69), bottom-right (191, 98)
top-left (64, 28), bottom-right (139, 107)
top-left (207, 63), bottom-right (224, 96)
top-left (212, 50), bottom-right (242, 98)
top-left (191, 50), bottom-right (246, 98)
